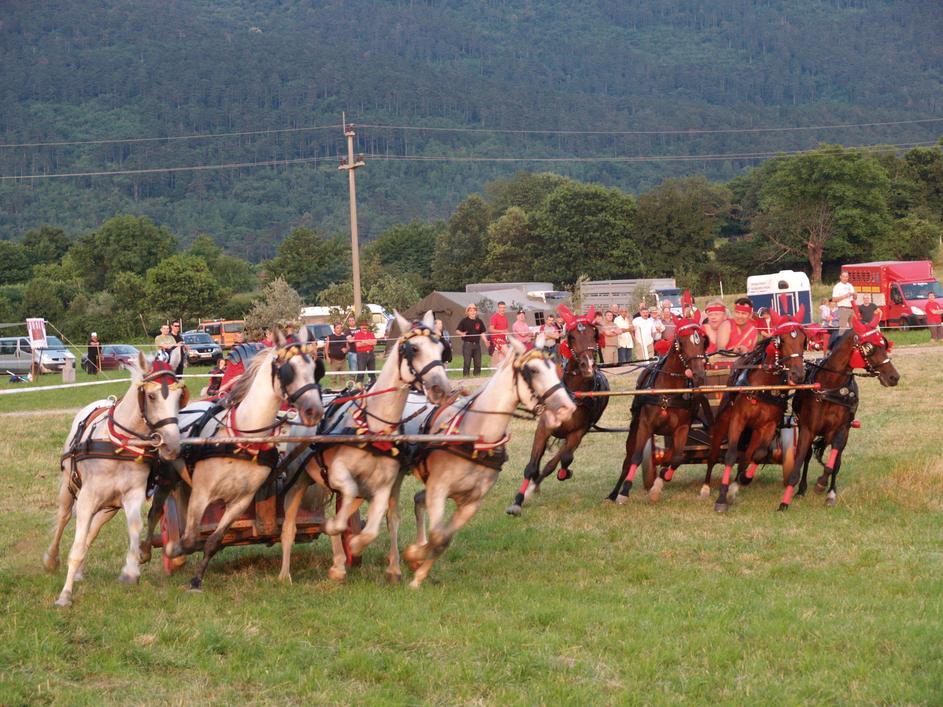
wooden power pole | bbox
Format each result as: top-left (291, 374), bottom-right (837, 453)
top-left (339, 115), bottom-right (366, 316)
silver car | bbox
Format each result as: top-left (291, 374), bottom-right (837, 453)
top-left (0, 335), bottom-right (75, 374)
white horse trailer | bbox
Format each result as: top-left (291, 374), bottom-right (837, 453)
top-left (746, 270), bottom-right (813, 324)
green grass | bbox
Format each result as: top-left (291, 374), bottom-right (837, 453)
top-left (1, 348), bottom-right (942, 704)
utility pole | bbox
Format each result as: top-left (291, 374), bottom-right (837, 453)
top-left (339, 114), bottom-right (366, 316)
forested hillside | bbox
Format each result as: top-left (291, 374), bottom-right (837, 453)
top-left (2, 0), bottom-right (942, 256)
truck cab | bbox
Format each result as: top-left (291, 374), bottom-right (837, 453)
top-left (844, 261), bottom-right (943, 327)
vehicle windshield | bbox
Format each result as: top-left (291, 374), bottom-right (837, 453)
top-left (45, 336), bottom-right (68, 351)
top-left (185, 333), bottom-right (216, 345)
top-left (900, 281), bottom-right (943, 300)
top-left (223, 323), bottom-right (244, 333)
top-left (111, 345), bottom-right (139, 355)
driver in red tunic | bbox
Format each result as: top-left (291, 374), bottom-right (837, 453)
top-left (727, 297), bottom-right (758, 353)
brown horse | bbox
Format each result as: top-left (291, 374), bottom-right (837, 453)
top-left (608, 315), bottom-right (711, 504)
top-left (708, 306), bottom-right (808, 512)
top-left (778, 313), bottom-right (900, 511)
top-left (506, 305), bottom-right (609, 517)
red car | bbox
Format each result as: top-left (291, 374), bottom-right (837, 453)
top-left (82, 344), bottom-right (141, 372)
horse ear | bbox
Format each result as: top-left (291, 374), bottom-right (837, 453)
top-left (508, 336), bottom-right (525, 356)
top-left (851, 315), bottom-right (867, 335)
top-left (394, 311), bottom-right (411, 336)
top-left (794, 304), bottom-right (806, 324)
top-left (767, 309), bottom-right (783, 328)
top-left (296, 323), bottom-right (309, 344)
top-left (558, 304), bottom-right (577, 327)
top-left (274, 326), bottom-right (287, 347)
top-left (422, 309), bottom-right (435, 330)
top-left (585, 305), bottom-right (596, 321)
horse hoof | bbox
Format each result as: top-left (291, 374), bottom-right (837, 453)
top-left (648, 478), bottom-right (663, 503)
top-left (777, 503), bottom-right (789, 512)
top-left (138, 549), bottom-right (151, 565)
top-left (714, 502), bottom-right (728, 514)
top-left (54, 592), bottom-right (72, 608)
top-left (728, 482), bottom-right (739, 501)
top-left (557, 468), bottom-right (572, 481)
top-left (506, 504), bottom-right (522, 517)
top-left (42, 553), bottom-right (59, 572)
top-left (699, 484), bottom-right (711, 499)
top-left (327, 567), bottom-right (347, 582)
top-left (615, 494), bottom-right (629, 506)
top-left (814, 482), bottom-right (827, 494)
top-left (825, 492), bottom-right (837, 507)
top-left (385, 570), bottom-right (402, 585)
top-left (408, 578), bottom-right (423, 590)
top-left (118, 572), bottom-right (140, 585)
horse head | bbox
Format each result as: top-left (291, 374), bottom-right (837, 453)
top-left (509, 335), bottom-right (576, 429)
top-left (393, 310), bottom-right (452, 403)
top-left (851, 313), bottom-right (900, 387)
top-left (272, 324), bottom-right (325, 425)
top-left (559, 304), bottom-right (599, 377)
top-left (128, 348), bottom-right (186, 461)
top-left (670, 314), bottom-right (709, 386)
top-left (768, 304), bottom-right (807, 385)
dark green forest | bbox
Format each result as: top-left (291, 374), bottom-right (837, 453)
top-left (2, 0), bottom-right (942, 257)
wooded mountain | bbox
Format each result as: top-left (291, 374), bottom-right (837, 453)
top-left (2, 0), bottom-right (941, 258)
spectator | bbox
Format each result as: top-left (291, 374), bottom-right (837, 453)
top-left (512, 309), bottom-right (533, 348)
top-left (353, 322), bottom-right (377, 386)
top-left (702, 300), bottom-right (731, 354)
top-left (154, 324), bottom-right (176, 361)
top-left (206, 352), bottom-right (226, 398)
top-left (343, 315), bottom-right (358, 374)
top-left (489, 301), bottom-right (510, 365)
top-left (819, 298), bottom-right (832, 325)
top-left (259, 327), bottom-right (275, 347)
top-left (456, 304), bottom-right (488, 377)
top-left (86, 332), bottom-right (102, 375)
top-left (593, 312), bottom-right (606, 363)
top-left (857, 293), bottom-right (881, 323)
top-left (727, 297), bottom-right (758, 353)
top-left (632, 306), bottom-right (661, 360)
top-left (325, 322), bottom-right (349, 374)
top-left (170, 321), bottom-right (186, 375)
top-left (925, 291), bottom-right (942, 343)
top-left (832, 269), bottom-right (856, 333)
top-left (614, 307), bottom-right (634, 364)
top-left (599, 310), bottom-right (620, 364)
top-left (283, 321), bottom-right (299, 345)
top-left (541, 317), bottom-right (561, 358)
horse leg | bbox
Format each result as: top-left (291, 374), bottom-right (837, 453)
top-left (409, 497), bottom-right (482, 590)
top-left (507, 424), bottom-right (550, 515)
top-left (384, 472), bottom-right (406, 584)
top-left (404, 484), bottom-right (446, 573)
top-left (54, 490), bottom-right (98, 607)
top-left (187, 492), bottom-right (256, 591)
top-left (44, 477), bottom-right (75, 572)
top-left (520, 430), bottom-right (584, 511)
top-left (413, 490), bottom-right (427, 549)
top-left (702, 408), bottom-right (729, 498)
top-left (171, 481), bottom-right (212, 558)
top-left (822, 429), bottom-right (849, 507)
top-left (609, 418), bottom-right (646, 503)
top-left (716, 415), bottom-right (746, 513)
top-left (139, 483), bottom-right (170, 564)
top-left (324, 463), bottom-right (359, 536)
top-left (729, 421), bottom-right (775, 503)
top-left (278, 475), bottom-right (310, 583)
top-left (74, 506), bottom-right (120, 582)
top-left (327, 533), bottom-right (348, 582)
top-left (780, 425), bottom-right (815, 511)
top-left (349, 484), bottom-right (393, 558)
top-left (651, 425), bottom-right (688, 503)
top-left (118, 486), bottom-right (146, 585)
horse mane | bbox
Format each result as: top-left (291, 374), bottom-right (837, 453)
top-left (223, 349), bottom-right (272, 408)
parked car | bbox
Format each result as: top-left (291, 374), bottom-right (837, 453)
top-left (81, 344), bottom-right (141, 372)
top-left (0, 335), bottom-right (75, 374)
top-left (183, 331), bottom-right (223, 365)
top-left (305, 323), bottom-right (333, 359)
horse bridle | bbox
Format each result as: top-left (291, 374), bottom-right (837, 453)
top-left (855, 331), bottom-right (894, 375)
top-left (672, 322), bottom-right (708, 371)
top-left (107, 366), bottom-right (184, 447)
top-left (398, 326), bottom-right (447, 393)
top-left (766, 322), bottom-right (806, 372)
top-left (514, 348), bottom-right (564, 414)
top-left (271, 342), bottom-right (323, 405)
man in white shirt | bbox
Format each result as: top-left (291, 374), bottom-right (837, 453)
top-left (614, 307), bottom-right (634, 363)
top-left (832, 270), bottom-right (856, 333)
top-left (632, 306), bottom-right (663, 360)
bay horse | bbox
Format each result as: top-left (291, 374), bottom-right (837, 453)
top-left (277, 311), bottom-right (452, 584)
top-left (708, 306), bottom-right (807, 512)
top-left (402, 335), bottom-right (576, 588)
top-left (46, 349), bottom-right (186, 607)
top-left (607, 315), bottom-right (711, 504)
top-left (506, 304), bottom-right (609, 517)
top-left (779, 312), bottom-right (900, 511)
top-left (157, 326), bottom-right (325, 590)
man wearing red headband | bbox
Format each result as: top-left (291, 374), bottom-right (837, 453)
top-left (702, 299), bottom-right (730, 354)
top-left (727, 297), bottom-right (758, 353)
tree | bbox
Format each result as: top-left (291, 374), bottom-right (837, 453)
top-left (871, 215), bottom-right (941, 261)
top-left (753, 145), bottom-right (892, 284)
top-left (266, 227), bottom-right (350, 300)
top-left (366, 273), bottom-right (421, 314)
top-left (483, 207), bottom-right (533, 282)
top-left (187, 234), bottom-right (258, 293)
top-left (431, 195), bottom-right (490, 290)
top-left (71, 215), bottom-right (178, 290)
top-left (634, 176), bottom-right (731, 277)
top-left (363, 221), bottom-right (442, 288)
top-left (484, 172), bottom-right (571, 219)
top-left (530, 183), bottom-right (642, 286)
top-left (244, 277), bottom-right (304, 339)
top-left (0, 241), bottom-right (31, 285)
top-left (144, 254), bottom-right (222, 325)
top-left (21, 225), bottom-right (71, 267)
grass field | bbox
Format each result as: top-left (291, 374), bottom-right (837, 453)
top-left (1, 347), bottom-right (942, 704)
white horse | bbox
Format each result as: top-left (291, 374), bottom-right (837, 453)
top-left (45, 349), bottom-right (186, 607)
top-left (278, 311), bottom-right (452, 584)
top-left (164, 327), bottom-right (325, 591)
top-left (402, 335), bottom-right (576, 588)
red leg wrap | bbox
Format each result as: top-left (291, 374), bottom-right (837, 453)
top-left (782, 485), bottom-right (795, 506)
top-left (518, 478), bottom-right (530, 495)
top-left (721, 466), bottom-right (732, 486)
top-left (626, 464), bottom-right (639, 483)
top-left (826, 448), bottom-right (839, 470)
top-left (746, 463), bottom-right (758, 479)
top-left (663, 467), bottom-right (674, 482)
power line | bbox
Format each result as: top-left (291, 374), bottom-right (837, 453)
top-left (1, 140), bottom-right (938, 181)
top-left (2, 117), bottom-right (941, 150)
top-left (0, 123), bottom-right (344, 149)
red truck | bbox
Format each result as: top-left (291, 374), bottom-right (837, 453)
top-left (843, 261), bottom-right (943, 327)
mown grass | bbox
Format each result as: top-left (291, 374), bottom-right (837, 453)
top-left (1, 349), bottom-right (941, 704)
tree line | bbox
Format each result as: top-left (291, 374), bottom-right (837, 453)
top-left (1, 143), bottom-right (940, 342)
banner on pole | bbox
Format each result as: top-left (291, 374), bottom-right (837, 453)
top-left (25, 318), bottom-right (47, 349)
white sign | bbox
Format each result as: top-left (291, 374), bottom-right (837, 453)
top-left (26, 318), bottom-right (47, 349)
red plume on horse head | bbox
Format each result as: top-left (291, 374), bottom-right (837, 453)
top-left (583, 305), bottom-right (596, 323)
top-left (851, 311), bottom-right (881, 336)
top-left (557, 304), bottom-right (577, 328)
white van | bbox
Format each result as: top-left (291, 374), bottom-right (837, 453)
top-left (746, 270), bottom-right (813, 324)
